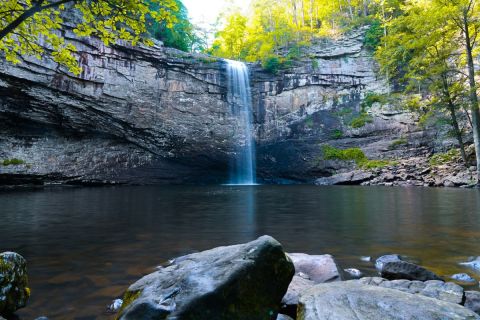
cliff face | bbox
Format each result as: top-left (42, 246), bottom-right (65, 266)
top-left (0, 27), bottom-right (433, 185)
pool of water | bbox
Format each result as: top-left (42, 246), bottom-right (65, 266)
top-left (1, 185), bottom-right (480, 319)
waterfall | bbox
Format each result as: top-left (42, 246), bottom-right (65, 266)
top-left (225, 59), bottom-right (257, 185)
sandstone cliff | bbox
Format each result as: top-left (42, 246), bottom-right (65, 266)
top-left (0, 26), bottom-right (440, 185)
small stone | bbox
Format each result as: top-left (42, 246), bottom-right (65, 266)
top-left (360, 256), bottom-right (371, 262)
top-left (451, 273), bottom-right (476, 283)
top-left (108, 299), bottom-right (123, 312)
top-left (277, 314), bottom-right (294, 320)
top-left (0, 252), bottom-right (30, 316)
top-left (344, 268), bottom-right (363, 279)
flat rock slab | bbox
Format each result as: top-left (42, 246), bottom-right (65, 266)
top-left (298, 281), bottom-right (480, 320)
top-left (315, 171), bottom-right (373, 186)
top-left (357, 277), bottom-right (464, 304)
top-left (381, 260), bottom-right (443, 281)
top-left (118, 236), bottom-right (294, 320)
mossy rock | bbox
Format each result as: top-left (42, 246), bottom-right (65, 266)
top-left (0, 252), bottom-right (30, 316)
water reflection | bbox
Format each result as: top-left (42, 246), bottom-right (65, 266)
top-left (0, 185), bottom-right (479, 319)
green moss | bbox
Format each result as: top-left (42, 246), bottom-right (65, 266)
top-left (322, 145), bottom-right (393, 169)
top-left (349, 113), bottom-right (373, 128)
top-left (2, 158), bottom-right (26, 166)
top-left (429, 149), bottom-right (460, 166)
top-left (311, 59), bottom-right (319, 69)
top-left (199, 57), bottom-right (218, 64)
top-left (116, 290), bottom-right (141, 318)
top-left (389, 138), bottom-right (408, 150)
top-left (332, 108), bottom-right (353, 117)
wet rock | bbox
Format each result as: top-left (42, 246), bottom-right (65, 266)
top-left (277, 314), bottom-right (294, 320)
top-left (0, 252), bottom-right (30, 316)
top-left (465, 291), bottom-right (480, 315)
top-left (280, 254), bottom-right (342, 318)
top-left (375, 254), bottom-right (402, 271)
top-left (281, 274), bottom-right (316, 317)
top-left (344, 268), bottom-right (363, 279)
top-left (108, 299), bottom-right (123, 312)
top-left (34, 317), bottom-right (49, 320)
top-left (287, 253), bottom-right (342, 283)
top-left (461, 257), bottom-right (480, 272)
top-left (315, 171), bottom-right (373, 186)
top-left (451, 273), bottom-right (476, 283)
top-left (118, 236), bottom-right (294, 320)
top-left (381, 261), bottom-right (443, 281)
top-left (358, 277), bottom-right (464, 305)
top-left (360, 256), bottom-right (371, 262)
top-left (297, 281), bottom-right (479, 320)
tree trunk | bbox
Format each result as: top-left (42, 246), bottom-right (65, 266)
top-left (363, 0), bottom-right (369, 16)
top-left (463, 12), bottom-right (480, 183)
top-left (442, 76), bottom-right (468, 165)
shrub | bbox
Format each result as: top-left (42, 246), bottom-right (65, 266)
top-left (331, 129), bottom-right (344, 140)
top-left (364, 20), bottom-right (384, 51)
top-left (362, 92), bottom-right (387, 109)
top-left (388, 138), bottom-right (408, 150)
top-left (262, 55), bottom-right (281, 74)
top-left (311, 59), bottom-right (319, 69)
top-left (350, 113), bottom-right (373, 128)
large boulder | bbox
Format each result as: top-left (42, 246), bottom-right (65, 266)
top-left (465, 291), bottom-right (480, 315)
top-left (381, 261), bottom-right (443, 281)
top-left (375, 254), bottom-right (402, 271)
top-left (118, 236), bottom-right (294, 320)
top-left (0, 252), bottom-right (30, 316)
top-left (357, 277), bottom-right (464, 305)
top-left (297, 281), bottom-right (480, 320)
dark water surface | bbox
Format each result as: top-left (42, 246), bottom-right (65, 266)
top-left (1, 185), bottom-right (480, 319)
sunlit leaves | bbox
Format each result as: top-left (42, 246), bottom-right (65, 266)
top-left (0, 0), bottom-right (179, 75)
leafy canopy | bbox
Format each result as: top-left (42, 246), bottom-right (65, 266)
top-left (0, 0), bottom-right (179, 75)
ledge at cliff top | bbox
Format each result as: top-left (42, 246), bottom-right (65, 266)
top-left (0, 25), bottom-right (442, 185)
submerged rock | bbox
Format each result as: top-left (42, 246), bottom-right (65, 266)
top-left (357, 277), bottom-right (464, 305)
top-left (381, 261), bottom-right (443, 281)
top-left (451, 273), bottom-right (476, 283)
top-left (118, 236), bottom-right (294, 320)
top-left (297, 281), bottom-right (479, 320)
top-left (0, 252), bottom-right (30, 316)
top-left (461, 257), bottom-right (480, 272)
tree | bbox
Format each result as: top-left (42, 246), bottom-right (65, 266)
top-left (0, 0), bottom-right (179, 75)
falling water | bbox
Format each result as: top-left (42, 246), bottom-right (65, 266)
top-left (226, 59), bottom-right (256, 185)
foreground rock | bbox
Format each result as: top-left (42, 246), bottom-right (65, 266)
top-left (0, 252), bottom-right (30, 316)
top-left (281, 254), bottom-right (341, 317)
top-left (461, 257), bottom-right (480, 272)
top-left (381, 261), bottom-right (443, 281)
top-left (118, 236), bottom-right (294, 320)
top-left (466, 291), bottom-right (480, 315)
top-left (357, 277), bottom-right (464, 305)
top-left (297, 281), bottom-right (480, 320)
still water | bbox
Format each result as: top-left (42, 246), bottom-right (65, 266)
top-left (1, 185), bottom-right (480, 319)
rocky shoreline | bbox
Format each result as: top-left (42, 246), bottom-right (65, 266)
top-left (3, 236), bottom-right (480, 319)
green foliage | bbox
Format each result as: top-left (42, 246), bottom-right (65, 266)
top-left (147, 0), bottom-right (202, 52)
top-left (350, 113), bottom-right (373, 128)
top-left (364, 19), bottom-right (383, 51)
top-left (2, 158), bottom-right (25, 166)
top-left (0, 0), bottom-right (179, 74)
top-left (311, 59), bottom-right (319, 69)
top-left (389, 138), bottom-right (408, 150)
top-left (262, 55), bottom-right (281, 74)
top-left (362, 92), bottom-right (387, 109)
top-left (322, 145), bottom-right (392, 169)
top-left (331, 129), bottom-right (344, 139)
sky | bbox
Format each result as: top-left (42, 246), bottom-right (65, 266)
top-left (183, 0), bottom-right (251, 28)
